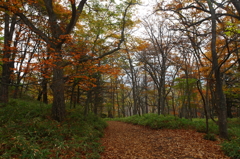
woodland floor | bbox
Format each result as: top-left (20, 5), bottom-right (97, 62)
top-left (100, 121), bottom-right (230, 159)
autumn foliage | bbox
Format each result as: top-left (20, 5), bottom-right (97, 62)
top-left (0, 0), bottom-right (240, 158)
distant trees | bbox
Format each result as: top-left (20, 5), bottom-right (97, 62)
top-left (139, 18), bottom-right (176, 115)
top-left (101, 0), bottom-right (240, 139)
top-left (151, 0), bottom-right (240, 139)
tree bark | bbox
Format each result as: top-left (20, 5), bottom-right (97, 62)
top-left (0, 13), bottom-right (16, 104)
top-left (42, 78), bottom-right (48, 104)
top-left (207, 0), bottom-right (228, 139)
top-left (126, 50), bottom-right (138, 115)
top-left (51, 59), bottom-right (66, 121)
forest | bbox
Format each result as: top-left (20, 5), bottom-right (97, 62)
top-left (0, 0), bottom-right (240, 158)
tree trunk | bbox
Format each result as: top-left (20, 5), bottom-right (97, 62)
top-left (157, 87), bottom-right (161, 115)
top-left (42, 78), bottom-right (48, 104)
top-left (160, 56), bottom-right (167, 115)
top-left (0, 13), bottom-right (16, 104)
top-left (125, 47), bottom-right (138, 115)
top-left (207, 0), bottom-right (228, 139)
top-left (185, 70), bottom-right (192, 120)
top-left (111, 79), bottom-right (116, 117)
top-left (51, 57), bottom-right (66, 122)
top-left (197, 79), bottom-right (209, 134)
top-left (77, 86), bottom-right (80, 104)
top-left (13, 84), bottom-right (19, 99)
top-left (121, 86), bottom-right (126, 117)
top-left (0, 61), bottom-right (11, 104)
top-left (84, 90), bottom-right (92, 116)
top-left (144, 68), bottom-right (148, 114)
top-left (171, 91), bottom-right (176, 117)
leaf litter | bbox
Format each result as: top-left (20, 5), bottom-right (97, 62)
top-left (100, 121), bottom-right (229, 159)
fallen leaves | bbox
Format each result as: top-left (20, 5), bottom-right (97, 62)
top-left (100, 121), bottom-right (229, 159)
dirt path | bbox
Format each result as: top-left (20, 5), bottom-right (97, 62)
top-left (100, 121), bottom-right (229, 159)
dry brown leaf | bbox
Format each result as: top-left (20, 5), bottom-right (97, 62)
top-left (100, 121), bottom-right (230, 159)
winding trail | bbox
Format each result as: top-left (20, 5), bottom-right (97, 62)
top-left (100, 121), bottom-right (229, 159)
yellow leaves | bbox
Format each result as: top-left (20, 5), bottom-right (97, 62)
top-left (111, 33), bottom-right (121, 39)
top-left (135, 41), bottom-right (150, 51)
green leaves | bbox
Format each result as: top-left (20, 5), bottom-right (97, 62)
top-left (221, 137), bottom-right (240, 158)
top-left (224, 21), bottom-right (240, 37)
top-left (0, 36), bottom-right (3, 42)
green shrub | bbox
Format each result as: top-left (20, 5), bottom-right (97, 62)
top-left (116, 114), bottom-right (204, 130)
top-left (0, 99), bottom-right (107, 158)
top-left (228, 118), bottom-right (240, 140)
top-left (221, 137), bottom-right (240, 158)
top-left (100, 113), bottom-right (107, 118)
top-left (203, 133), bottom-right (216, 141)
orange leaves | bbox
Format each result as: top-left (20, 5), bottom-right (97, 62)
top-left (2, 58), bottom-right (11, 62)
top-left (0, 0), bottom-right (22, 13)
top-left (68, 0), bottom-right (75, 4)
top-left (176, 3), bottom-right (183, 9)
top-left (135, 41), bottom-right (150, 51)
top-left (42, 73), bottom-right (51, 79)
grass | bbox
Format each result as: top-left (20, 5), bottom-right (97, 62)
top-left (0, 99), bottom-right (107, 159)
top-left (109, 113), bottom-right (240, 158)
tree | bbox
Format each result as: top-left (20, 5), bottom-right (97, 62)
top-left (207, 0), bottom-right (228, 139)
top-left (0, 10), bottom-right (17, 104)
top-left (0, 0), bottom-right (88, 120)
top-left (0, 0), bottom-right (136, 121)
top-left (139, 17), bottom-right (176, 115)
top-left (154, 0), bottom-right (232, 138)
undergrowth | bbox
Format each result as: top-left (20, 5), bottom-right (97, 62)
top-left (222, 118), bottom-right (240, 159)
top-left (0, 99), bottom-right (107, 159)
top-left (110, 113), bottom-right (240, 158)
